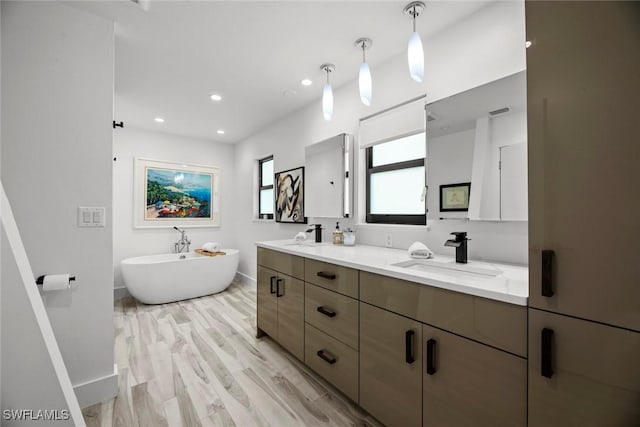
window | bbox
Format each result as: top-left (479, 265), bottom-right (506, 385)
top-left (366, 132), bottom-right (426, 225)
top-left (258, 156), bottom-right (274, 219)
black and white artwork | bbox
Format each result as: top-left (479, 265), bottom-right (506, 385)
top-left (275, 166), bottom-right (306, 223)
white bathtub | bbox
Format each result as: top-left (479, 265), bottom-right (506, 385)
top-left (121, 250), bottom-right (239, 304)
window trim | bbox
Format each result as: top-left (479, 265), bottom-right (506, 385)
top-left (365, 146), bottom-right (426, 225)
top-left (258, 156), bottom-right (274, 220)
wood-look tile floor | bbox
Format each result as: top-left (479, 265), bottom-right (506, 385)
top-left (82, 281), bottom-right (381, 427)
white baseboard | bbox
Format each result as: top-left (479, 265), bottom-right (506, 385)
top-left (114, 286), bottom-right (130, 300)
top-left (74, 364), bottom-right (118, 408)
top-left (235, 271), bottom-right (256, 287)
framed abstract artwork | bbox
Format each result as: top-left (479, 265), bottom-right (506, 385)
top-left (440, 182), bottom-right (471, 212)
top-left (275, 166), bottom-right (306, 223)
top-left (134, 158), bottom-right (220, 228)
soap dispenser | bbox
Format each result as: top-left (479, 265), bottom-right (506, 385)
top-left (332, 222), bottom-right (344, 245)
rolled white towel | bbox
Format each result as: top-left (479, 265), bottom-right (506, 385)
top-left (294, 232), bottom-right (307, 242)
top-left (202, 242), bottom-right (221, 253)
top-left (408, 241), bottom-right (434, 259)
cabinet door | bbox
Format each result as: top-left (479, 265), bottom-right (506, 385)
top-left (276, 273), bottom-right (304, 361)
top-left (257, 265), bottom-right (278, 339)
top-left (529, 309), bottom-right (640, 426)
top-left (423, 325), bottom-right (526, 427)
top-left (360, 302), bottom-right (422, 427)
top-left (526, 1), bottom-right (640, 331)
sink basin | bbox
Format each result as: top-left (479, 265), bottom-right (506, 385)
top-left (392, 259), bottom-right (502, 279)
top-left (282, 240), bottom-right (323, 248)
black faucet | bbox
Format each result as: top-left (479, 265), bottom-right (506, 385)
top-left (444, 232), bottom-right (470, 264)
top-left (306, 224), bottom-right (322, 243)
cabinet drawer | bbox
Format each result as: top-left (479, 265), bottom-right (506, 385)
top-left (304, 258), bottom-right (358, 298)
top-left (305, 283), bottom-right (358, 349)
top-left (360, 271), bottom-right (526, 357)
top-left (305, 323), bottom-right (358, 403)
top-left (257, 247), bottom-right (304, 280)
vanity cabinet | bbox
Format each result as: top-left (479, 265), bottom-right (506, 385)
top-left (360, 272), bottom-right (526, 427)
top-left (360, 302), bottom-right (423, 427)
top-left (526, 2), bottom-right (640, 424)
top-left (257, 249), bottom-right (305, 360)
top-left (422, 325), bottom-right (526, 427)
top-left (526, 1), bottom-right (640, 332)
top-left (303, 259), bottom-right (360, 402)
top-left (528, 309), bottom-right (640, 426)
top-left (257, 246), bottom-right (528, 426)
top-left (360, 271), bottom-right (526, 357)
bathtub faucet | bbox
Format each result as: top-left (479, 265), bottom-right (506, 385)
top-left (173, 226), bottom-right (191, 254)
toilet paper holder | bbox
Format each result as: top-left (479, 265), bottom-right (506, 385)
top-left (35, 275), bottom-right (76, 285)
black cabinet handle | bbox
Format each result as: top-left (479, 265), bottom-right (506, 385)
top-left (317, 306), bottom-right (337, 318)
top-left (317, 271), bottom-right (336, 280)
top-left (405, 330), bottom-right (415, 364)
top-left (542, 250), bottom-right (554, 297)
top-left (276, 278), bottom-right (284, 297)
top-left (541, 328), bottom-right (554, 378)
top-left (317, 349), bottom-right (336, 365)
top-left (269, 276), bottom-right (277, 294)
top-left (426, 338), bottom-right (437, 375)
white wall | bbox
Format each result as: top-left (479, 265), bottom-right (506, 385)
top-left (1, 0), bottom-right (116, 406)
top-left (234, 1), bottom-right (528, 279)
top-left (471, 111), bottom-right (528, 219)
top-left (427, 129), bottom-right (475, 220)
top-left (2, 186), bottom-right (85, 426)
top-left (113, 126), bottom-right (236, 288)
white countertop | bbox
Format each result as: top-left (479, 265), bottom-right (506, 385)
top-left (256, 240), bottom-right (529, 306)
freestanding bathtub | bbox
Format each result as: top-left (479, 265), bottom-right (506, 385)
top-left (121, 249), bottom-right (239, 304)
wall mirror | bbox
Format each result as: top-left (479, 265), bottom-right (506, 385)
top-left (425, 70), bottom-right (527, 221)
top-left (305, 133), bottom-right (353, 218)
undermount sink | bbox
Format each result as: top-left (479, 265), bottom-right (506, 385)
top-left (282, 240), bottom-right (323, 248)
top-left (392, 259), bottom-right (503, 279)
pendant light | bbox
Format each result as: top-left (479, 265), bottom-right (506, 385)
top-left (354, 38), bottom-right (372, 106)
top-left (320, 63), bottom-right (335, 121)
top-left (404, 1), bottom-right (426, 83)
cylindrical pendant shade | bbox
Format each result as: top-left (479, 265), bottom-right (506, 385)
top-left (408, 31), bottom-right (424, 82)
top-left (359, 62), bottom-right (372, 106)
top-left (322, 83), bottom-right (333, 121)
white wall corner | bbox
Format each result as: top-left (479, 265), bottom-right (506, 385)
top-left (234, 271), bottom-right (256, 287)
top-left (113, 286), bottom-right (130, 301)
top-left (73, 364), bottom-right (118, 408)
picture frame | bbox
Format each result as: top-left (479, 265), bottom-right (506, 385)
top-left (275, 166), bottom-right (306, 223)
top-left (133, 157), bottom-right (220, 228)
top-left (440, 182), bottom-right (471, 212)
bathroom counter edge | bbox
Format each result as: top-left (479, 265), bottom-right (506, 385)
top-left (256, 240), bottom-right (528, 306)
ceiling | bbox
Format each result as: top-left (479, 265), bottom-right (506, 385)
top-left (69, 1), bottom-right (493, 143)
top-left (427, 70), bottom-right (527, 138)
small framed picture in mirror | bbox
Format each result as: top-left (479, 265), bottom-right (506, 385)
top-left (440, 183), bottom-right (471, 212)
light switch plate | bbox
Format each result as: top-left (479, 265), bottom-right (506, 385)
top-left (78, 207), bottom-right (106, 227)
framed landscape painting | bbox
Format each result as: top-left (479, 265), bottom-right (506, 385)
top-left (275, 166), bottom-right (306, 223)
top-left (134, 158), bottom-right (220, 228)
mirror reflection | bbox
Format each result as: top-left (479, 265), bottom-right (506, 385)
top-left (305, 134), bottom-right (352, 218)
top-left (426, 71), bottom-right (527, 221)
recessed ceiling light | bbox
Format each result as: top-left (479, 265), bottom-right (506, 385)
top-left (210, 94), bottom-right (222, 101)
top-left (154, 117), bottom-right (165, 123)
top-left (301, 79), bottom-right (312, 86)
top-left (525, 40), bottom-right (532, 48)
top-left (217, 129), bottom-right (225, 135)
